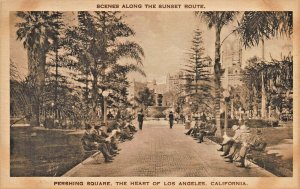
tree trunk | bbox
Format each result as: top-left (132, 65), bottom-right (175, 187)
top-left (28, 49), bottom-right (46, 127)
top-left (91, 71), bottom-right (99, 113)
top-left (261, 73), bottom-right (266, 118)
top-left (54, 48), bottom-right (59, 119)
top-left (214, 27), bottom-right (222, 136)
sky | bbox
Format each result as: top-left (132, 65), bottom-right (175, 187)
top-left (10, 11), bottom-right (292, 83)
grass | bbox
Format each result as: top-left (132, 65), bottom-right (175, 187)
top-left (10, 127), bottom-right (85, 177)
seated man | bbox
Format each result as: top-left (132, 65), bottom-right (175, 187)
top-left (218, 125), bottom-right (240, 156)
top-left (118, 120), bottom-right (134, 141)
top-left (81, 124), bottom-right (113, 163)
top-left (105, 121), bottom-right (121, 152)
top-left (94, 124), bottom-right (119, 157)
top-left (191, 120), bottom-right (205, 138)
top-left (224, 124), bottom-right (252, 163)
top-left (126, 120), bottom-right (137, 133)
top-left (197, 124), bottom-right (217, 143)
top-left (235, 129), bottom-right (267, 167)
top-left (185, 119), bottom-right (199, 135)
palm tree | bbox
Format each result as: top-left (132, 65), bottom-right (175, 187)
top-left (238, 11), bottom-right (293, 118)
top-left (238, 12), bottom-right (292, 48)
top-left (15, 11), bottom-right (63, 126)
top-left (64, 11), bottom-right (145, 121)
top-left (195, 12), bottom-right (238, 136)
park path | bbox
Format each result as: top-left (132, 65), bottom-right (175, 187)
top-left (63, 120), bottom-right (274, 177)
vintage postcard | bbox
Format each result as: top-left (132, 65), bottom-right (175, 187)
top-left (0, 0), bottom-right (299, 189)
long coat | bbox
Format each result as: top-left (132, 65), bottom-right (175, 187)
top-left (137, 113), bottom-right (144, 122)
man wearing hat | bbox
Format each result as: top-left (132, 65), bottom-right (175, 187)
top-left (81, 124), bottom-right (113, 163)
top-left (137, 110), bottom-right (144, 130)
top-left (235, 129), bottom-right (267, 167)
top-left (100, 122), bottom-right (121, 152)
top-left (184, 118), bottom-right (199, 135)
top-left (218, 125), bottom-right (240, 155)
top-left (197, 123), bottom-right (217, 143)
top-left (169, 111), bottom-right (174, 129)
top-left (94, 124), bottom-right (119, 157)
top-left (224, 124), bottom-right (251, 163)
top-left (125, 119), bottom-right (137, 133)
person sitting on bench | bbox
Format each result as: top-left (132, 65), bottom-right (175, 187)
top-left (197, 124), bottom-right (217, 143)
top-left (105, 121), bottom-right (122, 152)
top-left (218, 125), bottom-right (240, 156)
top-left (185, 118), bottom-right (199, 135)
top-left (93, 124), bottom-right (119, 157)
top-left (224, 124), bottom-right (252, 163)
top-left (235, 129), bottom-right (267, 167)
top-left (125, 119), bottom-right (137, 133)
top-left (81, 124), bottom-right (114, 163)
top-left (192, 120), bottom-right (207, 138)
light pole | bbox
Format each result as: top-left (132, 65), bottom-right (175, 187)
top-left (189, 101), bottom-right (193, 120)
top-left (102, 90), bottom-right (110, 126)
top-left (239, 107), bottom-right (242, 120)
top-left (51, 102), bottom-right (55, 127)
top-left (223, 90), bottom-right (230, 134)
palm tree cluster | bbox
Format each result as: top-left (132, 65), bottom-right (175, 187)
top-left (13, 11), bottom-right (145, 127)
top-left (195, 11), bottom-right (292, 135)
top-left (242, 55), bottom-right (293, 117)
top-left (15, 11), bottom-right (63, 126)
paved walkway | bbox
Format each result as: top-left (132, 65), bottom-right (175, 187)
top-left (63, 120), bottom-right (274, 177)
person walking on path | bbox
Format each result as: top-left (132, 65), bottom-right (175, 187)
top-left (137, 110), bottom-right (144, 130)
top-left (169, 111), bottom-right (174, 129)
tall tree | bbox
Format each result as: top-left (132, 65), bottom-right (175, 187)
top-left (238, 12), bottom-right (292, 48)
top-left (15, 11), bottom-right (63, 126)
top-left (195, 12), bottom-right (238, 136)
top-left (238, 11), bottom-right (293, 118)
top-left (134, 87), bottom-right (155, 110)
top-left (242, 55), bottom-right (293, 117)
top-left (181, 29), bottom-right (213, 111)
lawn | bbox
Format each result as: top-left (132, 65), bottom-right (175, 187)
top-left (10, 127), bottom-right (86, 177)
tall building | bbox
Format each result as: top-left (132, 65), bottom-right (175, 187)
top-left (221, 38), bottom-right (243, 88)
top-left (166, 71), bottom-right (186, 96)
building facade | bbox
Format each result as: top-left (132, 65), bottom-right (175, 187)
top-left (221, 38), bottom-right (243, 88)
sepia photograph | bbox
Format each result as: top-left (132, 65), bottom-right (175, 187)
top-left (9, 10), bottom-right (293, 177)
top-left (1, 0), bottom-right (299, 188)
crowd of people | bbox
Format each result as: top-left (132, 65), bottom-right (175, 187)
top-left (81, 118), bottom-right (137, 163)
top-left (184, 117), bottom-right (217, 143)
top-left (81, 108), bottom-right (267, 167)
top-left (184, 117), bottom-right (267, 168)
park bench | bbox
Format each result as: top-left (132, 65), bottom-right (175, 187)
top-left (244, 141), bottom-right (268, 168)
top-left (202, 126), bottom-right (218, 142)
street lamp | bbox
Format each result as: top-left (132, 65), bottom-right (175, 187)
top-left (189, 101), bottom-right (193, 120)
top-left (51, 102), bottom-right (55, 127)
top-left (102, 90), bottom-right (110, 126)
top-left (51, 102), bottom-right (55, 116)
top-left (223, 90), bottom-right (230, 134)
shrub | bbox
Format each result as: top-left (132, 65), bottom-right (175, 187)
top-left (211, 119), bottom-right (278, 128)
top-left (152, 112), bottom-right (166, 118)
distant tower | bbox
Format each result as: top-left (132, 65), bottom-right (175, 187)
top-left (238, 39), bottom-right (243, 67)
